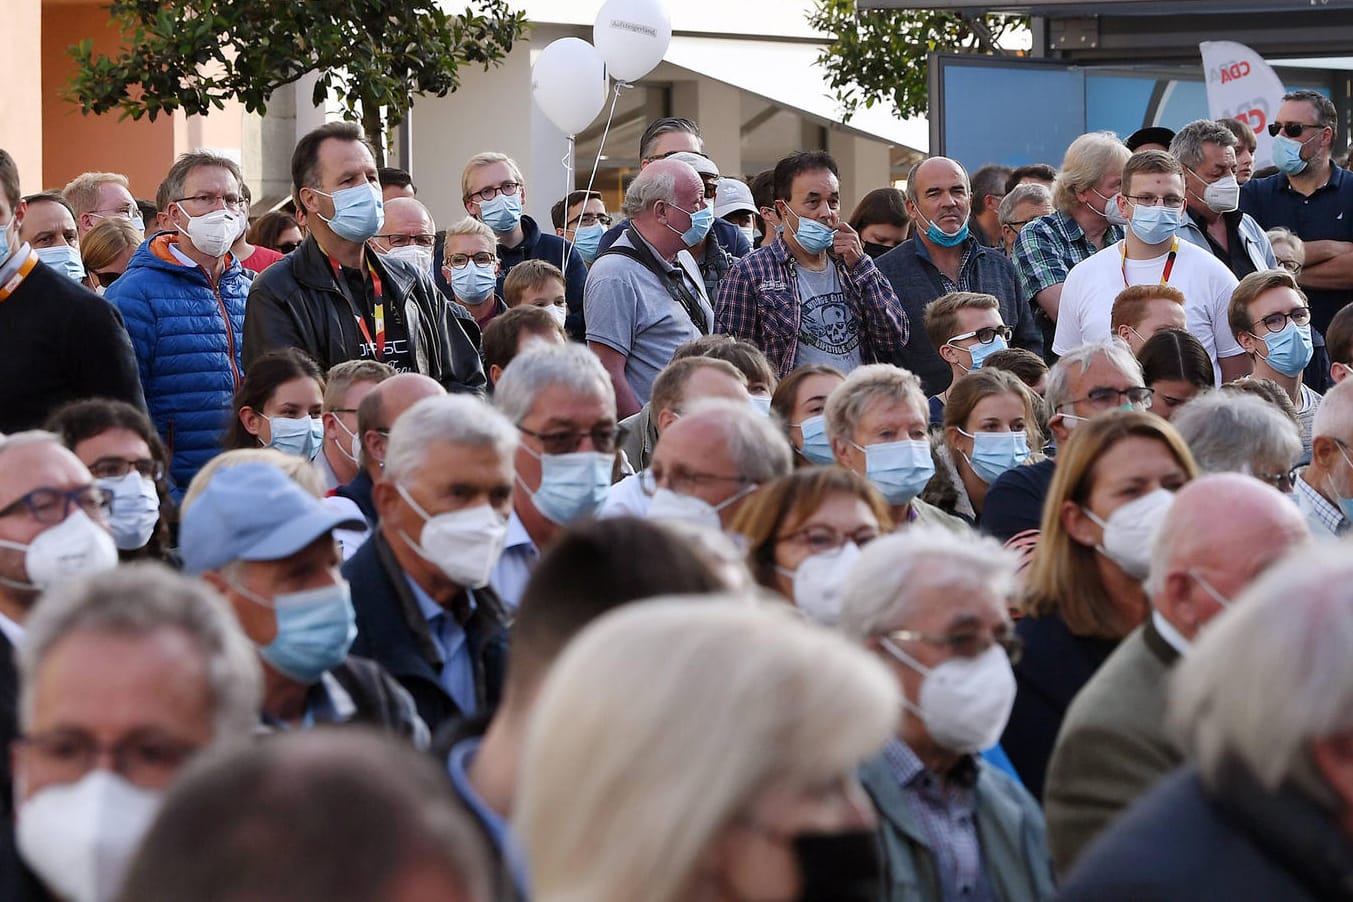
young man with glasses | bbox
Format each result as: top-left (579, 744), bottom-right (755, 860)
top-left (106, 150), bottom-right (254, 497)
top-left (1229, 269), bottom-right (1323, 457)
top-left (454, 152), bottom-right (589, 341)
top-left (1054, 150), bottom-right (1250, 386)
top-left (923, 291), bottom-right (1014, 424)
top-left (1242, 90), bottom-right (1353, 337)
top-left (550, 189), bottom-right (611, 266)
top-left (60, 170), bottom-right (144, 239)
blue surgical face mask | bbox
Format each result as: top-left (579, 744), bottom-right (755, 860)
top-left (666, 202), bottom-right (714, 246)
top-left (795, 414), bottom-right (835, 465)
top-left (1330, 444), bottom-right (1353, 524)
top-left (0, 217), bottom-right (15, 268)
top-left (749, 395), bottom-right (772, 416)
top-left (916, 209), bottom-right (969, 249)
top-left (518, 445), bottom-right (612, 524)
top-left (313, 182), bottom-right (384, 242)
top-left (780, 204), bottom-right (836, 255)
top-left (36, 245), bottom-right (86, 282)
top-left (1271, 134), bottom-right (1311, 176)
top-left (1127, 203), bottom-right (1183, 245)
top-left (957, 428), bottom-right (1031, 484)
top-left (1256, 319), bottom-right (1314, 378)
top-left (572, 222), bottom-right (605, 263)
top-left (479, 193), bottom-right (523, 234)
top-left (268, 415), bottom-right (324, 461)
top-left (851, 438), bottom-right (935, 505)
top-left (451, 261), bottom-right (498, 305)
top-left (234, 579), bottom-right (356, 684)
top-left (953, 334), bottom-right (1008, 372)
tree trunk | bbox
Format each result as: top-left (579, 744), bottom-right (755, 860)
top-left (360, 97), bottom-right (386, 168)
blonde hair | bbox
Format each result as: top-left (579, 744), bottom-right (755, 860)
top-left (80, 217), bottom-right (144, 273)
top-left (443, 215), bottom-right (497, 244)
top-left (515, 599), bottom-right (898, 902)
top-left (823, 364), bottom-right (927, 446)
top-left (181, 449), bottom-right (325, 512)
top-left (461, 152), bottom-right (524, 202)
top-left (61, 171), bottom-right (130, 217)
top-left (1053, 132), bottom-right (1131, 215)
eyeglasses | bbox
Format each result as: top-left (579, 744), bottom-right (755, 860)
top-left (1003, 218), bottom-right (1037, 230)
top-left (568, 212), bottom-right (613, 229)
top-left (93, 270), bottom-right (122, 288)
top-left (640, 466), bottom-right (748, 498)
top-left (91, 204), bottom-right (140, 220)
top-left (948, 325), bottom-right (1012, 345)
top-left (1268, 121), bottom-right (1325, 139)
top-left (376, 233), bottom-right (435, 249)
top-left (517, 424), bottom-right (620, 456)
top-left (445, 252), bottom-right (497, 269)
top-left (1067, 386), bottom-right (1154, 409)
top-left (648, 148), bottom-right (712, 163)
top-left (20, 729), bottom-right (201, 788)
top-left (175, 194), bottom-right (248, 212)
top-left (777, 525), bottom-right (879, 554)
top-left (1124, 194), bottom-right (1186, 209)
top-left (1277, 259), bottom-right (1303, 276)
top-left (1253, 466), bottom-right (1300, 492)
top-left (701, 178), bottom-right (719, 199)
top-left (467, 181), bottom-right (521, 203)
top-left (1249, 306), bottom-right (1311, 334)
top-left (88, 456), bottom-right (164, 481)
top-left (883, 627), bottom-right (1023, 664)
top-left (276, 241), bottom-right (301, 254)
top-left (0, 486), bottom-right (111, 523)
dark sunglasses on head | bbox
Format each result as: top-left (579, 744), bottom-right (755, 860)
top-left (1267, 121), bottom-right (1325, 139)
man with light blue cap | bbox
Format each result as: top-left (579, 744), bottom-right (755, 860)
top-left (181, 461), bottom-right (427, 744)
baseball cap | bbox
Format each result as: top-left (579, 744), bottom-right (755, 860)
top-left (666, 151), bottom-right (721, 180)
top-left (1125, 126), bottom-right (1176, 152)
top-left (713, 178), bottom-right (757, 219)
top-left (180, 462), bottom-right (365, 575)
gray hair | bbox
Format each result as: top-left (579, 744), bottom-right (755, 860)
top-left (681, 398), bottom-right (793, 485)
top-left (1045, 340), bottom-right (1143, 412)
top-left (1313, 376), bottom-right (1353, 440)
top-left (162, 151), bottom-right (244, 210)
top-left (493, 343), bottom-right (614, 424)
top-left (19, 563), bottom-right (262, 740)
top-left (1266, 226), bottom-right (1305, 264)
top-left (621, 165), bottom-right (681, 219)
top-left (1168, 543), bottom-right (1353, 794)
top-left (1171, 391), bottom-right (1300, 476)
top-left (1170, 119), bottom-right (1238, 170)
top-left (998, 183), bottom-right (1051, 226)
top-left (823, 364), bottom-right (927, 444)
top-left (840, 526), bottom-right (1018, 639)
top-left (384, 394), bottom-right (519, 483)
top-left (1053, 132), bottom-right (1131, 215)
top-left (0, 430), bottom-right (64, 466)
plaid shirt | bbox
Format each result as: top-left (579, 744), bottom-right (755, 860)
top-left (1295, 469), bottom-right (1347, 537)
top-left (713, 237), bottom-right (909, 376)
top-left (882, 738), bottom-right (995, 901)
top-left (1011, 211), bottom-right (1123, 306)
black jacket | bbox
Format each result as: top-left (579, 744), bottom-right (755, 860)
top-left (343, 531), bottom-right (508, 733)
top-left (0, 256), bottom-right (146, 433)
top-left (242, 237), bottom-right (486, 395)
top-left (1059, 764), bottom-right (1353, 900)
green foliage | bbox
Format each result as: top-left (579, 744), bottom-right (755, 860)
top-left (68, 0), bottom-right (528, 146)
top-left (808, 0), bottom-right (1026, 121)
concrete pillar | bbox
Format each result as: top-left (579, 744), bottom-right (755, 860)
top-left (828, 129), bottom-right (893, 212)
top-left (672, 79), bottom-right (743, 179)
top-left (2, 0), bottom-right (42, 190)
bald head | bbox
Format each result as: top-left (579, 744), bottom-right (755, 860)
top-left (372, 198), bottom-right (435, 256)
top-left (1148, 473), bottom-right (1310, 639)
top-left (357, 373), bottom-right (445, 474)
top-left (624, 158), bottom-right (704, 260)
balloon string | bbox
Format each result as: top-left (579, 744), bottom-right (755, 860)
top-left (562, 135), bottom-right (575, 273)
top-left (561, 81), bottom-right (629, 276)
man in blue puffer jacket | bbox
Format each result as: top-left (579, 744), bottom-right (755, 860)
top-left (106, 152), bottom-right (252, 499)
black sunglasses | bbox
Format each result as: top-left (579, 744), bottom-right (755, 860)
top-left (1267, 121), bottom-right (1325, 139)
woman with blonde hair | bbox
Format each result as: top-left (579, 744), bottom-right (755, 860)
top-left (732, 467), bottom-right (891, 625)
top-left (1001, 409), bottom-right (1197, 798)
top-left (936, 368), bottom-right (1043, 524)
top-left (79, 216), bottom-right (143, 291)
top-left (515, 599), bottom-right (899, 902)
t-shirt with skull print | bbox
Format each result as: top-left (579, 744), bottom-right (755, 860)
top-left (792, 262), bottom-right (862, 372)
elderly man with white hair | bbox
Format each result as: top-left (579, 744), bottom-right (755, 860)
top-left (4, 564), bottom-right (261, 902)
top-left (1294, 376), bottom-right (1353, 537)
top-left (840, 526), bottom-right (1055, 902)
top-left (1171, 389), bottom-right (1303, 491)
top-left (1043, 473), bottom-right (1310, 875)
top-left (1059, 542), bottom-right (1353, 898)
top-left (824, 364), bottom-right (966, 530)
top-left (343, 394), bottom-right (517, 732)
top-left (490, 343), bottom-right (618, 608)
top-left (643, 397), bottom-right (792, 532)
top-left (584, 158), bottom-right (715, 417)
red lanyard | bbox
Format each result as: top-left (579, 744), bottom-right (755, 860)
top-left (324, 251), bottom-right (385, 361)
top-left (0, 250), bottom-right (39, 303)
top-left (1120, 236), bottom-right (1178, 287)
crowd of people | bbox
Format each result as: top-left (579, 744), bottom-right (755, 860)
top-left (1, 85), bottom-right (1353, 901)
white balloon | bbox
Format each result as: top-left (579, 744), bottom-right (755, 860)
top-left (531, 38), bottom-right (608, 135)
top-left (593, 0), bottom-right (672, 84)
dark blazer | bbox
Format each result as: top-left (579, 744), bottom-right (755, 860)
top-left (0, 632), bottom-right (16, 820)
top-left (334, 468), bottom-right (377, 527)
top-left (1002, 612), bottom-right (1117, 801)
top-left (1058, 764), bottom-right (1353, 901)
top-left (343, 531), bottom-right (508, 733)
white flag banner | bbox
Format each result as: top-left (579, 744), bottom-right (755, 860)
top-left (1200, 41), bottom-right (1286, 170)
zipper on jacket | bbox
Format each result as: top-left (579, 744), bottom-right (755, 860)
top-left (202, 267), bottom-right (243, 388)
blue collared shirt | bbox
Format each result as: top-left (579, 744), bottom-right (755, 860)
top-left (406, 574), bottom-right (479, 716)
top-left (447, 737), bottom-right (531, 900)
top-left (489, 511), bottom-right (539, 609)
